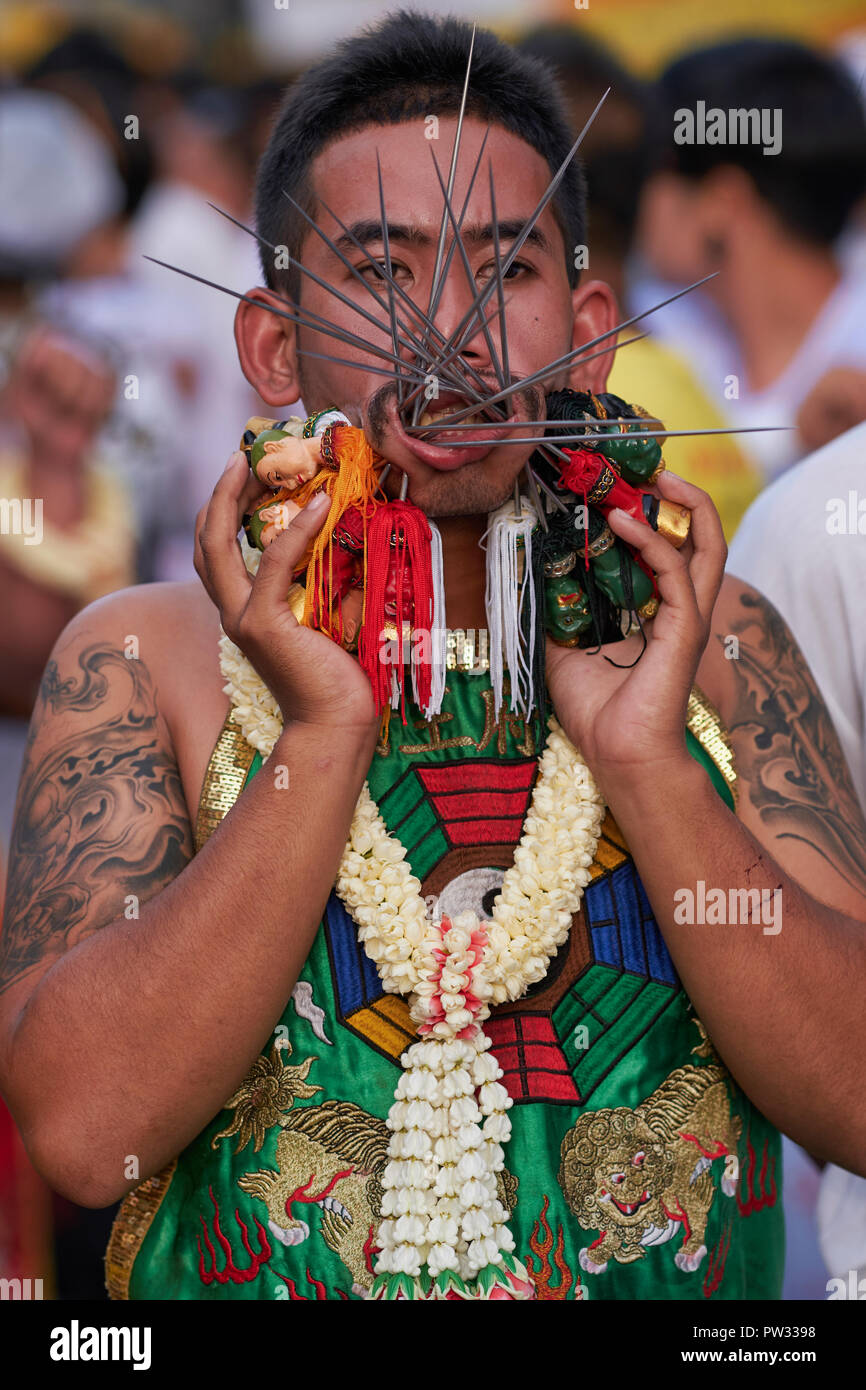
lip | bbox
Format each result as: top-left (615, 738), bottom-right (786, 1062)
top-left (387, 391), bottom-right (540, 472)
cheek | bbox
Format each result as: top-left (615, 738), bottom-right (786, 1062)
top-left (295, 297), bottom-right (388, 407)
top-left (639, 186), bottom-right (701, 278)
top-left (508, 294), bottom-right (573, 375)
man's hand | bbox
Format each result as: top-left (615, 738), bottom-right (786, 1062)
top-left (195, 453), bottom-right (378, 731)
top-left (546, 471), bottom-right (728, 790)
top-left (0, 324), bottom-right (115, 468)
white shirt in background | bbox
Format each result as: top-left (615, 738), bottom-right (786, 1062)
top-left (727, 420), bottom-right (866, 1290)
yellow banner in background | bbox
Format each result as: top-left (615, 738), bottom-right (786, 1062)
top-left (549, 0), bottom-right (866, 72)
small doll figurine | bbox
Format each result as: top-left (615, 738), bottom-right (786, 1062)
top-left (249, 427), bottom-right (339, 492)
top-left (249, 495), bottom-right (301, 550)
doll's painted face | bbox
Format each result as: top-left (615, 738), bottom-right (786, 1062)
top-left (258, 436), bottom-right (320, 491)
top-left (258, 498), bottom-right (301, 547)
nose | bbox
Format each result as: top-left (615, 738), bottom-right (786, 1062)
top-left (426, 259), bottom-right (500, 381)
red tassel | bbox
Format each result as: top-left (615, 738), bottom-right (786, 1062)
top-left (359, 500), bottom-right (433, 720)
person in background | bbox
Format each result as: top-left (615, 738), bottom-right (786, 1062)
top-left (636, 37), bottom-right (866, 484)
top-left (727, 420), bottom-right (866, 1297)
top-left (519, 25), bottom-right (762, 541)
top-left (22, 28), bottom-right (207, 583)
top-left (0, 321), bottom-right (132, 717)
top-left (129, 80), bottom-right (272, 578)
top-left (0, 82), bottom-right (140, 727)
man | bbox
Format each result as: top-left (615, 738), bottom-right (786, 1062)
top-left (518, 25), bottom-right (762, 539)
top-left (728, 419), bottom-right (866, 1294)
top-left (636, 37), bottom-right (866, 483)
top-left (1, 12), bottom-right (865, 1302)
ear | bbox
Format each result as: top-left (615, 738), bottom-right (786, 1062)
top-left (234, 287), bottom-right (302, 407)
top-left (567, 278), bottom-right (620, 393)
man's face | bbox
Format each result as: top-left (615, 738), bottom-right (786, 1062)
top-left (289, 117), bottom-right (579, 517)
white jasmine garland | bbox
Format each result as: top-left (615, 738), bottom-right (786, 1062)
top-left (219, 562), bottom-right (605, 1300)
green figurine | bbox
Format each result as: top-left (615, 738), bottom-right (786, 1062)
top-left (586, 518), bottom-right (658, 620)
top-left (543, 562), bottom-right (592, 644)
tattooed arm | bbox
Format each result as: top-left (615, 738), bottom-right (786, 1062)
top-left (596, 574), bottom-right (866, 1173)
top-left (0, 641), bottom-right (193, 992)
top-left (0, 586), bottom-right (377, 1206)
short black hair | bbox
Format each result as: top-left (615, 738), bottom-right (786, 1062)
top-left (652, 37), bottom-right (866, 246)
top-left (254, 9), bottom-right (586, 301)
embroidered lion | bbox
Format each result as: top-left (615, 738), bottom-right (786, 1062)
top-left (558, 1063), bottom-right (741, 1276)
top-left (239, 1100), bottom-right (389, 1297)
top-left (239, 1095), bottom-right (519, 1298)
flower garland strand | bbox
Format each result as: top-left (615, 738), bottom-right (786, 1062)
top-left (219, 543), bottom-right (605, 1300)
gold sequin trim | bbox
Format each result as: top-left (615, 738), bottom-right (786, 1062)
top-left (194, 711), bottom-right (258, 852)
top-left (687, 683), bottom-right (738, 810)
top-left (104, 1161), bottom-right (177, 1300)
top-left (105, 716), bottom-right (258, 1298)
top-left (445, 628), bottom-right (490, 673)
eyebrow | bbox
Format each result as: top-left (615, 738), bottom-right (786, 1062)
top-left (333, 218), bottom-right (551, 256)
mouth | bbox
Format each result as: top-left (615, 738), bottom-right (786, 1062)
top-left (390, 389), bottom-right (541, 472)
top-left (607, 1190), bottom-right (651, 1217)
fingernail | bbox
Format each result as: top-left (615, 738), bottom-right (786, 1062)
top-left (307, 491), bottom-right (330, 512)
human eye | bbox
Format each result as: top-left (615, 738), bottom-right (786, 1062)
top-left (355, 258), bottom-right (411, 286)
top-left (476, 257), bottom-right (533, 286)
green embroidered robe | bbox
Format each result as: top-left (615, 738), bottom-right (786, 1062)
top-left (106, 672), bottom-right (784, 1301)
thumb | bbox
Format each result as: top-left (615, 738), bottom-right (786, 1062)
top-left (252, 491), bottom-right (331, 606)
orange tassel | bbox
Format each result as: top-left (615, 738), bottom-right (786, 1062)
top-left (292, 427), bottom-right (383, 638)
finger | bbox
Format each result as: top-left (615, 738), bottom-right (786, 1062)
top-left (606, 506), bottom-right (699, 623)
top-left (654, 470), bottom-right (727, 617)
top-left (193, 500), bottom-right (212, 591)
top-left (247, 491), bottom-right (331, 612)
top-left (194, 465), bottom-right (271, 593)
top-left (197, 452), bottom-right (256, 623)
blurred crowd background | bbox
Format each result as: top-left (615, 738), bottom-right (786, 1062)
top-left (1, 0), bottom-right (865, 1302)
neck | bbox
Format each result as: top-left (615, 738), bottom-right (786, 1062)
top-left (718, 235), bottom-right (839, 393)
top-left (437, 513), bottom-right (488, 629)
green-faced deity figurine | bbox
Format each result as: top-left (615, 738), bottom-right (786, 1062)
top-left (543, 558), bottom-right (593, 645)
top-left (586, 518), bottom-right (659, 620)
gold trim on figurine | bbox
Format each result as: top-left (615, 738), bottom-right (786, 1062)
top-left (637, 596), bottom-right (660, 620)
top-left (586, 523), bottom-right (615, 558)
top-left (542, 551), bottom-right (577, 578)
top-left (654, 500), bottom-right (691, 548)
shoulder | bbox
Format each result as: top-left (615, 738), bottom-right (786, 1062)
top-left (55, 579), bottom-right (219, 669)
top-left (44, 578), bottom-right (225, 744)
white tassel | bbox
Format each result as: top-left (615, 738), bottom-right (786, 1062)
top-left (482, 493), bottom-right (539, 720)
top-left (421, 520), bottom-right (447, 719)
top-left (389, 665), bottom-right (401, 711)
